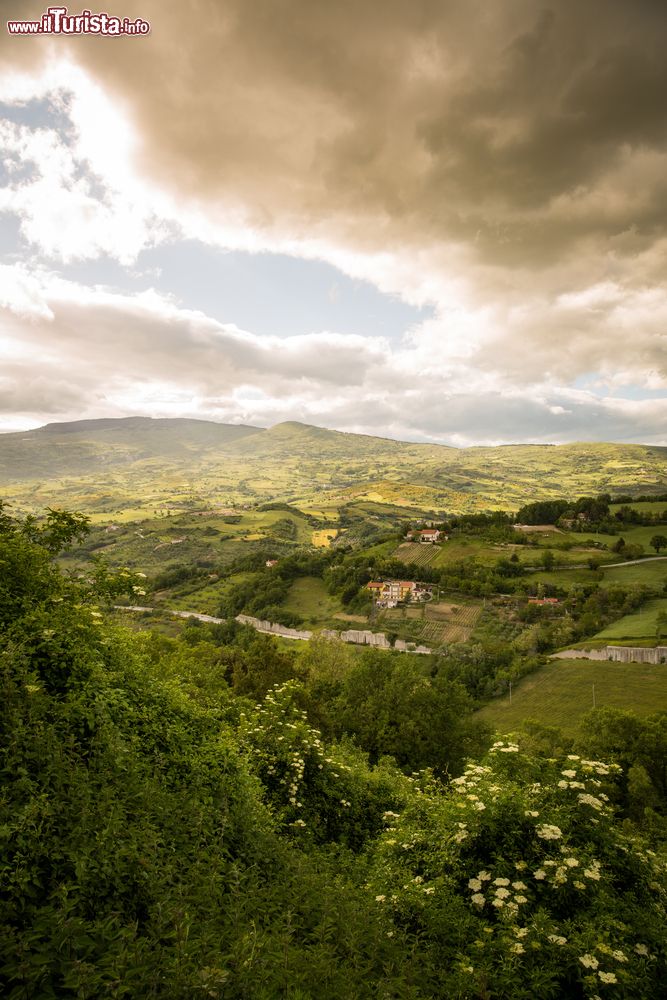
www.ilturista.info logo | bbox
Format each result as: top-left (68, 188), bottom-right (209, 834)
top-left (7, 6), bottom-right (150, 35)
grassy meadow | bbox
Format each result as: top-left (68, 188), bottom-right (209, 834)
top-left (283, 577), bottom-right (343, 624)
top-left (593, 597), bottom-right (667, 641)
top-left (477, 657), bottom-right (667, 735)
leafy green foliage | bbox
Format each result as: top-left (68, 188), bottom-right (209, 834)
top-left (2, 507), bottom-right (667, 998)
top-left (365, 740), bottom-right (667, 998)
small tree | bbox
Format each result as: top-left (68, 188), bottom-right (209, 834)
top-left (540, 549), bottom-right (555, 571)
top-left (650, 534), bottom-right (667, 554)
top-left (656, 610), bottom-right (667, 641)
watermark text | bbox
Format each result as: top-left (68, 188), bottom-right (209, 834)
top-left (7, 6), bottom-right (150, 35)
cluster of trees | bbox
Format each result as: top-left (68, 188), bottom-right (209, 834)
top-left (218, 549), bottom-right (331, 625)
top-left (613, 503), bottom-right (667, 526)
top-left (517, 493), bottom-right (667, 540)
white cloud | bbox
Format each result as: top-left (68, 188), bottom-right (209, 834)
top-left (0, 264), bottom-right (665, 445)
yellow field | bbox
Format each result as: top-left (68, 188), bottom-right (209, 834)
top-left (312, 529), bottom-right (338, 547)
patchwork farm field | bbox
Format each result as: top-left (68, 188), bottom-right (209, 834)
top-left (477, 658), bottom-right (667, 735)
top-left (5, 419), bottom-right (667, 518)
top-left (379, 600), bottom-right (482, 646)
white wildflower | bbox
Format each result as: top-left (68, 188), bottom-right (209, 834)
top-left (579, 954), bottom-right (599, 969)
top-left (536, 824), bottom-right (562, 840)
top-left (577, 793), bottom-right (603, 810)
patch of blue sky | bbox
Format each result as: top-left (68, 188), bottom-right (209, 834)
top-left (54, 253), bottom-right (138, 285)
top-left (58, 239), bottom-right (433, 340)
top-left (0, 214), bottom-right (25, 259)
top-left (0, 156), bottom-right (38, 188)
top-left (573, 373), bottom-right (667, 400)
top-left (614, 384), bottom-right (667, 401)
top-left (0, 96), bottom-right (75, 140)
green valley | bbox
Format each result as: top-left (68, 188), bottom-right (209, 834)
top-left (3, 424), bottom-right (667, 999)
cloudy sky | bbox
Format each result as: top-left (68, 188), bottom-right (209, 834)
top-left (1, 0), bottom-right (666, 445)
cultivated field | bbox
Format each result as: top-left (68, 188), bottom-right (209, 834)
top-left (311, 529), bottom-right (337, 547)
top-left (393, 542), bottom-right (438, 567)
top-left (477, 657), bottom-right (667, 734)
top-left (380, 600), bottom-right (482, 646)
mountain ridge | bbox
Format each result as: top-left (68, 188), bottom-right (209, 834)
top-left (1, 416), bottom-right (666, 515)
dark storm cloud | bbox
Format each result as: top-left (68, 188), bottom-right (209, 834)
top-left (4, 1), bottom-right (667, 267)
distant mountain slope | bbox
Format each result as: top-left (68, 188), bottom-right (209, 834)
top-left (0, 417), bottom-right (265, 481)
top-left (0, 417), bottom-right (665, 514)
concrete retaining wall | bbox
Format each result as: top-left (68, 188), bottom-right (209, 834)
top-left (235, 615), bottom-right (313, 641)
top-left (554, 645), bottom-right (667, 664)
top-left (237, 617), bottom-right (431, 653)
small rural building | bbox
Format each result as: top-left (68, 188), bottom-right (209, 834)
top-left (406, 528), bottom-right (442, 543)
top-left (367, 579), bottom-right (432, 607)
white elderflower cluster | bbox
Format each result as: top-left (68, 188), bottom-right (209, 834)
top-left (467, 870), bottom-right (529, 914)
top-left (536, 824), bottom-right (562, 840)
top-left (577, 793), bottom-right (604, 811)
top-left (490, 740), bottom-right (520, 753)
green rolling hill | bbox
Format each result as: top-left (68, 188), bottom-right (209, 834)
top-left (1, 417), bottom-right (666, 516)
